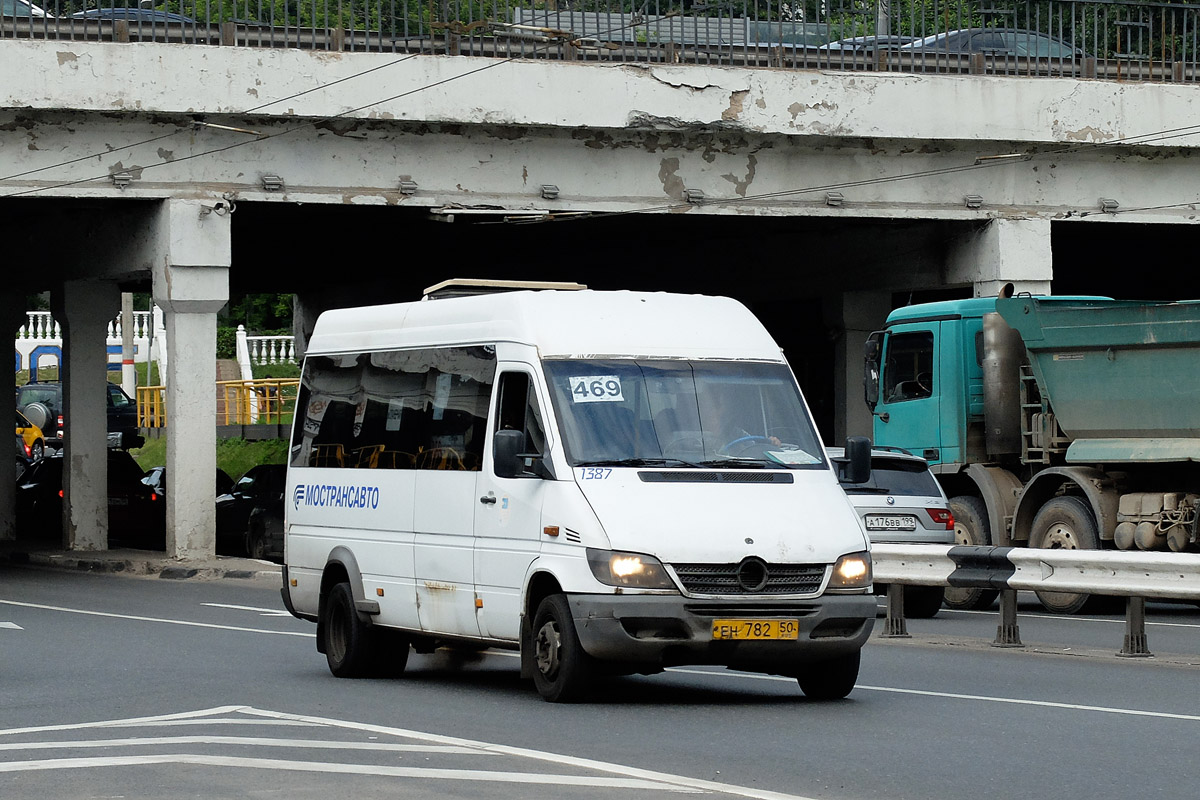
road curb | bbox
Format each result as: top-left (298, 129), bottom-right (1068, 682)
top-left (0, 548), bottom-right (281, 581)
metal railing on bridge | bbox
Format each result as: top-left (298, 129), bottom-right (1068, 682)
top-left (137, 377), bottom-right (299, 428)
top-left (3, 1), bottom-right (1199, 83)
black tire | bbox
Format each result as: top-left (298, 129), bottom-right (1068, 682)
top-left (797, 650), bottom-right (861, 700)
top-left (943, 496), bottom-right (999, 611)
top-left (322, 583), bottom-right (375, 678)
top-left (246, 526), bottom-right (266, 560)
top-left (903, 585), bottom-right (945, 619)
top-left (530, 594), bottom-right (592, 703)
top-left (1029, 496), bottom-right (1100, 615)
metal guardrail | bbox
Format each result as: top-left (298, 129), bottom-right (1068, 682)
top-left (872, 543), bottom-right (1200, 657)
top-left (3, 1), bottom-right (1200, 83)
top-left (137, 378), bottom-right (298, 428)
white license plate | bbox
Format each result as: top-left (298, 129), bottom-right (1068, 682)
top-left (865, 514), bottom-right (916, 531)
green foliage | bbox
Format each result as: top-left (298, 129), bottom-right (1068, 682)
top-left (252, 362), bottom-right (301, 379)
top-left (216, 326), bottom-right (239, 360)
top-left (222, 293), bottom-right (293, 334)
top-left (130, 436), bottom-right (289, 479)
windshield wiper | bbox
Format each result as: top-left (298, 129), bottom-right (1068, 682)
top-left (576, 458), bottom-right (706, 468)
top-left (697, 458), bottom-right (775, 469)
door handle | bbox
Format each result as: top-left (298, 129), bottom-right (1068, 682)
top-left (479, 495), bottom-right (497, 505)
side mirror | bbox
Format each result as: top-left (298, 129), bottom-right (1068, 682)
top-left (836, 436), bottom-right (872, 485)
top-left (493, 429), bottom-right (526, 479)
top-left (494, 429), bottom-right (556, 479)
top-left (863, 332), bottom-right (883, 410)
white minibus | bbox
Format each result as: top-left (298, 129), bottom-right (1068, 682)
top-left (281, 282), bottom-right (876, 702)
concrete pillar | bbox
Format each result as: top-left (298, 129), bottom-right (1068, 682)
top-left (53, 280), bottom-right (120, 551)
top-left (824, 290), bottom-right (893, 444)
top-left (946, 217), bottom-right (1053, 297)
top-left (152, 199), bottom-right (230, 561)
top-left (2, 291), bottom-right (25, 542)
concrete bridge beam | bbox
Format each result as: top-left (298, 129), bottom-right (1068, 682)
top-left (151, 199), bottom-right (230, 560)
top-left (946, 217), bottom-right (1054, 298)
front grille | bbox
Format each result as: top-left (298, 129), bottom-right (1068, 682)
top-left (671, 562), bottom-right (826, 596)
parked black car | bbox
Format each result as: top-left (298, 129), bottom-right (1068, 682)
top-left (15, 434), bottom-right (31, 481)
top-left (15, 449), bottom-right (165, 549)
top-left (217, 465), bottom-right (286, 561)
top-left (15, 381), bottom-right (144, 450)
top-left (141, 466), bottom-right (234, 500)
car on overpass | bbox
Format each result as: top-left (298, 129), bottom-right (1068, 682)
top-left (2, 0), bottom-right (49, 17)
top-left (899, 27), bottom-right (1084, 59)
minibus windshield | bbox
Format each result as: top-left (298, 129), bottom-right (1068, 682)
top-left (542, 360), bottom-right (826, 469)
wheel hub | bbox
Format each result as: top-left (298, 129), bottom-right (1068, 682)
top-left (534, 621), bottom-right (561, 678)
top-left (1041, 522), bottom-right (1079, 549)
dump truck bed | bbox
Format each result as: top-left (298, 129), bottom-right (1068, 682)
top-left (996, 297), bottom-right (1200, 458)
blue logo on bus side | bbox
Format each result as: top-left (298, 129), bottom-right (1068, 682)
top-left (293, 483), bottom-right (380, 510)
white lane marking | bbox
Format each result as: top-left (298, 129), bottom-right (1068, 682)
top-left (0, 622), bottom-right (21, 630)
top-left (0, 706), bottom-right (820, 799)
top-left (0, 754), bottom-right (701, 790)
top-left (202, 603), bottom-right (291, 617)
top-left (0, 706), bottom-right (252, 737)
top-left (667, 668), bottom-right (1200, 722)
top-left (240, 706), bottom-right (823, 800)
top-left (0, 736), bottom-right (482, 755)
top-left (0, 599), bottom-right (311, 638)
top-left (941, 608), bottom-right (1200, 630)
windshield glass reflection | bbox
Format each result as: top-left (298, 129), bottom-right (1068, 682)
top-left (542, 360), bottom-right (826, 469)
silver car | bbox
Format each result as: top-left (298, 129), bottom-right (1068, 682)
top-left (829, 446), bottom-right (953, 618)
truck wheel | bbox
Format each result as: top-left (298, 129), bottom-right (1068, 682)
top-left (943, 496), bottom-right (999, 611)
top-left (903, 585), bottom-right (945, 619)
top-left (1029, 496), bottom-right (1100, 615)
top-left (797, 650), bottom-right (860, 700)
top-left (531, 594), bottom-right (592, 703)
top-left (322, 582), bottom-right (373, 678)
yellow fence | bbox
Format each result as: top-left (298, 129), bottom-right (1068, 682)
top-left (137, 379), bottom-right (300, 428)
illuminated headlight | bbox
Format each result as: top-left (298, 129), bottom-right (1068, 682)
top-left (586, 549), bottom-right (677, 590)
top-left (828, 551), bottom-right (872, 591)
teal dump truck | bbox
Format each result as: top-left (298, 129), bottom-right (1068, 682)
top-left (864, 293), bottom-right (1200, 613)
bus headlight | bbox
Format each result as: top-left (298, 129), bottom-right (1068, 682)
top-left (586, 549), bottom-right (677, 590)
top-left (828, 551), bottom-right (872, 591)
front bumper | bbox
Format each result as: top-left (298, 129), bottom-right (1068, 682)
top-left (568, 593), bottom-right (875, 673)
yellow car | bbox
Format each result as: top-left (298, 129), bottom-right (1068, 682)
top-left (15, 409), bottom-right (45, 461)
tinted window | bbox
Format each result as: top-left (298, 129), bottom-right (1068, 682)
top-left (18, 385), bottom-right (59, 407)
top-left (108, 385), bottom-right (133, 408)
top-left (291, 347), bottom-right (495, 471)
top-left (842, 457), bottom-right (941, 496)
top-left (883, 331), bottom-right (934, 402)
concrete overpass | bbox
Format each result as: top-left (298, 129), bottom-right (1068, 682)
top-left (4, 37), bottom-right (1200, 558)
